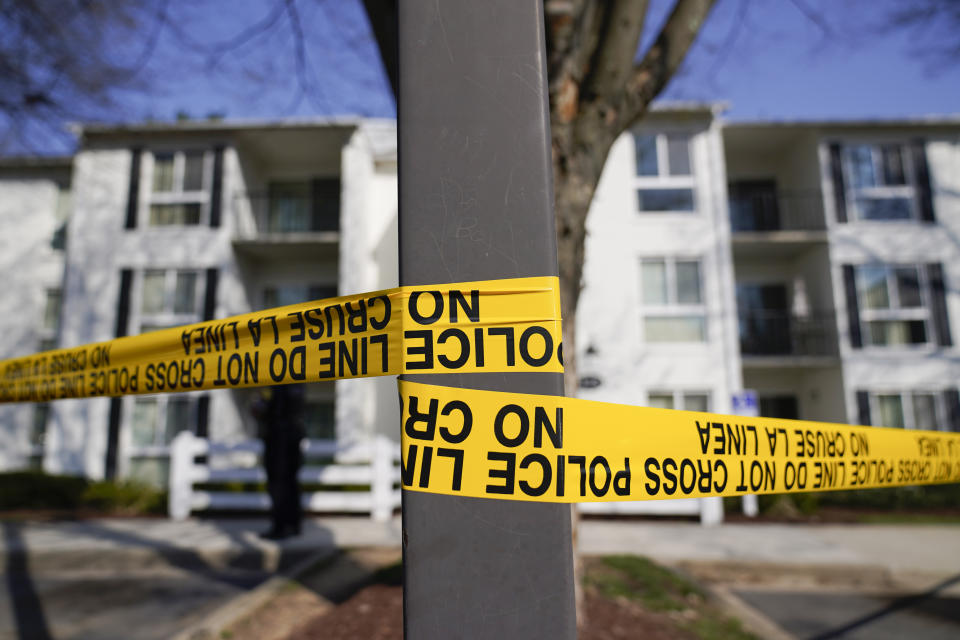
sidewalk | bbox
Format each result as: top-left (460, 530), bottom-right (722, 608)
top-left (578, 520), bottom-right (960, 578)
top-left (2, 516), bottom-right (957, 639)
top-left (0, 517), bottom-right (402, 640)
top-left (0, 516), bottom-right (402, 574)
top-left (3, 515), bottom-right (957, 577)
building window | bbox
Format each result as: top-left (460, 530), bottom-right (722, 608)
top-left (128, 396), bottom-right (196, 485)
top-left (640, 258), bottom-right (706, 342)
top-left (304, 398), bottom-right (336, 440)
top-left (856, 264), bottom-right (929, 346)
top-left (128, 268), bottom-right (202, 486)
top-left (43, 288), bottom-right (62, 330)
top-left (262, 284), bottom-right (338, 310)
top-left (148, 150), bottom-right (208, 226)
top-left (759, 395), bottom-right (800, 420)
top-left (843, 144), bottom-right (915, 221)
top-left (266, 181), bottom-right (312, 232)
top-left (139, 269), bottom-right (201, 333)
top-left (634, 132), bottom-right (695, 213)
top-left (131, 397), bottom-right (192, 448)
top-left (647, 391), bottom-right (710, 412)
top-left (871, 391), bottom-right (943, 430)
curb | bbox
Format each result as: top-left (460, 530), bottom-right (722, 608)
top-left (704, 583), bottom-right (797, 640)
top-left (667, 562), bottom-right (796, 640)
top-left (2, 545), bottom-right (324, 575)
top-left (171, 547), bottom-right (340, 640)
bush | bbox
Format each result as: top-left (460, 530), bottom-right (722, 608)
top-left (0, 471), bottom-right (88, 510)
top-left (726, 483), bottom-right (960, 518)
top-left (817, 484), bottom-right (960, 510)
top-left (81, 480), bottom-right (167, 516)
top-left (757, 492), bottom-right (820, 516)
top-left (0, 471), bottom-right (167, 516)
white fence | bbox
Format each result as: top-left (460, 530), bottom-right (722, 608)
top-left (169, 432), bottom-right (723, 525)
top-left (168, 432), bottom-right (401, 522)
top-left (580, 497), bottom-right (723, 525)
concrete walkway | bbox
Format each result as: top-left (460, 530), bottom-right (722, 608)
top-left (3, 516), bottom-right (957, 577)
top-left (0, 517), bottom-right (402, 640)
top-left (1, 516), bottom-right (958, 639)
top-left (1, 517), bottom-right (402, 573)
top-left (578, 520), bottom-right (960, 578)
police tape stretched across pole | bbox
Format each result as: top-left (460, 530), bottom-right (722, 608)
top-left (1, 275), bottom-right (958, 502)
top-left (397, 380), bottom-right (960, 502)
top-left (0, 276), bottom-right (563, 403)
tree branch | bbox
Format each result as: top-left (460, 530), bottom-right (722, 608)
top-left (581, 0), bottom-right (648, 102)
top-left (545, 0), bottom-right (605, 125)
top-left (618, 0), bottom-right (717, 129)
top-left (786, 0), bottom-right (832, 37)
top-left (283, 0), bottom-right (331, 113)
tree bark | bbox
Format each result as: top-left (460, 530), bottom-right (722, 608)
top-left (546, 0), bottom-right (716, 626)
top-left (548, 0), bottom-right (715, 394)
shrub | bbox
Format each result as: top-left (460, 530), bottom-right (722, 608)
top-left (726, 483), bottom-right (960, 518)
top-left (0, 471), bottom-right (167, 516)
top-left (81, 480), bottom-right (167, 516)
top-left (0, 471), bottom-right (88, 510)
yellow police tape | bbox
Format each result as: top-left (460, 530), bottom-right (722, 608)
top-left (0, 277), bottom-right (562, 402)
top-left (398, 380), bottom-right (960, 501)
top-left (2, 275), bottom-right (959, 501)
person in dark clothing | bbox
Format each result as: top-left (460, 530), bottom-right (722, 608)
top-left (252, 384), bottom-right (305, 539)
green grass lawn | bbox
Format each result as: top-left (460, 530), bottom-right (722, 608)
top-left (586, 555), bottom-right (757, 640)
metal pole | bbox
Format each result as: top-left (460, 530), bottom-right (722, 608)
top-left (398, 1), bottom-right (576, 638)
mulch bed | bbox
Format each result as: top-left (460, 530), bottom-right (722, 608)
top-left (287, 584), bottom-right (401, 640)
top-left (286, 585), bottom-right (694, 640)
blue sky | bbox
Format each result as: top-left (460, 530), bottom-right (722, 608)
top-left (123, 0), bottom-right (395, 122)
top-left (132, 0), bottom-right (958, 124)
top-left (12, 0), bottom-right (960, 152)
top-left (660, 0), bottom-right (960, 120)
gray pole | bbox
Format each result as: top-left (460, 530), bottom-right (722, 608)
top-left (398, 1), bottom-right (576, 638)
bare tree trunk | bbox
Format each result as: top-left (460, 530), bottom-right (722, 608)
top-left (552, 132), bottom-right (615, 629)
top-left (547, 3), bottom-right (717, 626)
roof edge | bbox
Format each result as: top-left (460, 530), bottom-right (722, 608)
top-left (723, 113), bottom-right (960, 128)
top-left (71, 115), bottom-right (392, 138)
top-left (0, 155), bottom-right (73, 169)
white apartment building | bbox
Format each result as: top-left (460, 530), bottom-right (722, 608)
top-left (0, 118), bottom-right (399, 483)
top-left (2, 109), bottom-right (958, 514)
top-left (578, 108), bottom-right (960, 472)
top-left (575, 104), bottom-right (737, 521)
top-left (723, 118), bottom-right (960, 432)
top-left (0, 156), bottom-right (72, 469)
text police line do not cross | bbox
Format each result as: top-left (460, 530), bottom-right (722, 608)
top-left (397, 380), bottom-right (960, 503)
top-left (0, 277), bottom-right (563, 403)
top-left (400, 392), bottom-right (631, 499)
top-left (404, 288), bottom-right (562, 371)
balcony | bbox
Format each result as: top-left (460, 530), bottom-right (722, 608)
top-left (739, 311), bottom-right (839, 365)
top-left (729, 189), bottom-right (828, 259)
top-left (730, 189), bottom-right (826, 233)
top-left (232, 191), bottom-right (340, 260)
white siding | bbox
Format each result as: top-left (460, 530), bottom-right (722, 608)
top-left (0, 171), bottom-right (67, 469)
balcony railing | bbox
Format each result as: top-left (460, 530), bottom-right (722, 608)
top-left (237, 193), bottom-right (339, 235)
top-left (738, 311), bottom-right (838, 357)
top-left (729, 190), bottom-right (825, 233)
